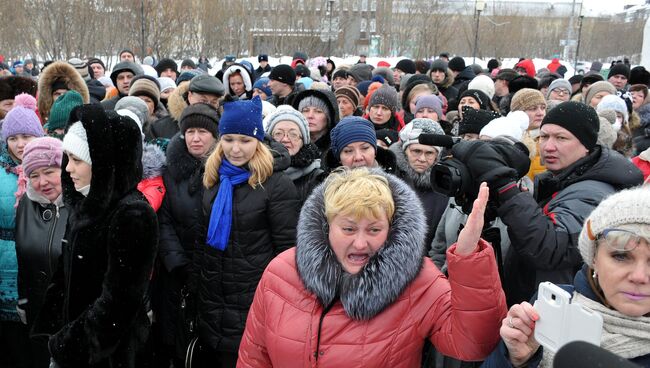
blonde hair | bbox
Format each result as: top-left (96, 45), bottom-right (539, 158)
top-left (203, 140), bottom-right (274, 188)
top-left (407, 84), bottom-right (436, 107)
top-left (323, 167), bottom-right (395, 223)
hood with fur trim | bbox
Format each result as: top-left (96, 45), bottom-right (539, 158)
top-left (168, 81), bottom-right (190, 121)
top-left (222, 63), bottom-right (254, 97)
top-left (38, 61), bottom-right (90, 121)
top-left (296, 168), bottom-right (426, 320)
top-left (389, 141), bottom-right (436, 191)
top-left (142, 142), bottom-right (166, 179)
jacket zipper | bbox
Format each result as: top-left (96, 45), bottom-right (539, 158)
top-left (46, 205), bottom-right (59, 276)
top-left (314, 302), bottom-right (334, 362)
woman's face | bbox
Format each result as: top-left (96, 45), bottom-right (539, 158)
top-left (337, 97), bottom-right (355, 118)
top-left (220, 134), bottom-right (258, 167)
top-left (328, 213), bottom-right (389, 274)
top-left (137, 95), bottom-right (155, 116)
top-left (458, 97), bottom-right (481, 119)
top-left (29, 167), bottom-right (62, 202)
top-left (405, 144), bottom-right (438, 173)
top-left (339, 142), bottom-right (376, 168)
top-left (524, 103), bottom-right (547, 129)
top-left (271, 120), bottom-right (303, 156)
top-left (590, 91), bottom-right (612, 108)
top-left (7, 134), bottom-right (37, 162)
top-left (229, 73), bottom-right (246, 96)
top-left (65, 153), bottom-right (92, 190)
top-left (415, 108), bottom-right (439, 121)
top-left (631, 90), bottom-right (646, 110)
top-left (369, 104), bottom-right (391, 125)
top-left (593, 232), bottom-right (650, 317)
top-left (301, 106), bottom-right (328, 137)
top-left (408, 91), bottom-right (431, 114)
top-left (185, 128), bottom-right (217, 159)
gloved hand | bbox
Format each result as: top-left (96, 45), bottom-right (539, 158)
top-left (451, 140), bottom-right (520, 190)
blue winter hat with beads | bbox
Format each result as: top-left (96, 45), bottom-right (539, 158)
top-left (219, 95), bottom-right (265, 141)
top-left (330, 116), bottom-right (377, 158)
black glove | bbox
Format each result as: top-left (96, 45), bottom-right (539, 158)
top-left (451, 140), bottom-right (520, 190)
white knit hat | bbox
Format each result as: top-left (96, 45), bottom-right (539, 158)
top-left (399, 118), bottom-right (445, 151)
top-left (264, 105), bottom-right (311, 144)
top-left (596, 94), bottom-right (629, 123)
top-left (479, 110), bottom-right (529, 141)
top-left (62, 121), bottom-right (92, 165)
top-left (579, 187), bottom-right (650, 266)
top-left (467, 75), bottom-right (495, 99)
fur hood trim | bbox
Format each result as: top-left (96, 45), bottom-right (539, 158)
top-left (389, 141), bottom-right (435, 191)
top-left (296, 168), bottom-right (426, 320)
top-left (142, 142), bottom-right (166, 179)
top-left (222, 64), bottom-right (253, 95)
top-left (38, 61), bottom-right (90, 120)
top-left (168, 82), bottom-right (190, 121)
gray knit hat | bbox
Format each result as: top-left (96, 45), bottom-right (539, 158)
top-left (298, 95), bottom-right (331, 126)
top-left (369, 85), bottom-right (399, 112)
top-left (579, 187), bottom-right (650, 266)
top-left (264, 105), bottom-right (310, 145)
top-left (115, 96), bottom-right (149, 130)
top-left (399, 118), bottom-right (444, 151)
top-left (546, 79), bottom-right (572, 100)
top-left (583, 81), bottom-right (617, 106)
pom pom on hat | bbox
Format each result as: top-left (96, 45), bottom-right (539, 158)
top-left (15, 93), bottom-right (37, 111)
top-left (479, 110), bottom-right (530, 141)
top-left (2, 93), bottom-right (44, 142)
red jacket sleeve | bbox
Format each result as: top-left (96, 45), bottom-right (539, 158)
top-left (137, 176), bottom-right (166, 212)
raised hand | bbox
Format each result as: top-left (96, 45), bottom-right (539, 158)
top-left (455, 182), bottom-right (489, 255)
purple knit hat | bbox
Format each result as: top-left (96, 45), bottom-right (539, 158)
top-left (2, 93), bottom-right (44, 142)
top-left (22, 137), bottom-right (63, 176)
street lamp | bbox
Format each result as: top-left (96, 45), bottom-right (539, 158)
top-left (327, 0), bottom-right (335, 57)
top-left (574, 5), bottom-right (586, 73)
top-left (472, 0), bottom-right (486, 64)
top-left (140, 0), bottom-right (145, 62)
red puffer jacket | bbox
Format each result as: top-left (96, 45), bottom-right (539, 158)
top-left (237, 169), bottom-right (506, 368)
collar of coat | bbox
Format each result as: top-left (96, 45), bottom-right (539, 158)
top-left (389, 141), bottom-right (435, 191)
top-left (295, 168), bottom-right (426, 320)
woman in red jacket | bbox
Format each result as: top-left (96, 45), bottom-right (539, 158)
top-left (238, 168), bottom-right (507, 367)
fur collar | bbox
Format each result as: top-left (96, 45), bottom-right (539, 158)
top-left (37, 61), bottom-right (90, 120)
top-left (167, 82), bottom-right (189, 121)
top-left (389, 142), bottom-right (434, 191)
top-left (296, 169), bottom-right (426, 320)
top-left (142, 142), bottom-right (166, 179)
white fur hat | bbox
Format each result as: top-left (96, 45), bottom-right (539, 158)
top-left (468, 75), bottom-right (496, 99)
top-left (479, 110), bottom-right (529, 141)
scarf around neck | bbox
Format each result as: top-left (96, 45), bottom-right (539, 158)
top-left (206, 159), bottom-right (251, 250)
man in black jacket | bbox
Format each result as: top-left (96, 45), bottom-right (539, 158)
top-left (254, 54), bottom-right (271, 80)
top-left (267, 64), bottom-right (300, 107)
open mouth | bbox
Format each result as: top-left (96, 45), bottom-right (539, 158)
top-left (347, 253), bottom-right (369, 265)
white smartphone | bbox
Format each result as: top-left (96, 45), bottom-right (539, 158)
top-left (533, 282), bottom-right (603, 353)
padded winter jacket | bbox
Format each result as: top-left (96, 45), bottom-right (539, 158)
top-left (238, 169), bottom-right (507, 367)
top-left (0, 149), bottom-right (19, 321)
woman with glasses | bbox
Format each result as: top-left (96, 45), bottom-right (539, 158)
top-left (265, 105), bottom-right (325, 202)
top-left (545, 79), bottom-right (573, 102)
top-left (482, 187), bottom-right (650, 368)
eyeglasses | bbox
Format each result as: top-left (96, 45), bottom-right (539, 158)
top-left (597, 228), bottom-right (650, 252)
top-left (272, 130), bottom-right (302, 141)
top-left (551, 88), bottom-right (570, 96)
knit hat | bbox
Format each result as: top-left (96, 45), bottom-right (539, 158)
top-left (608, 63), bottom-right (630, 80)
top-left (115, 96), bottom-right (149, 130)
top-left (179, 102), bottom-right (220, 138)
top-left (189, 74), bottom-right (225, 96)
top-left (155, 58), bottom-right (179, 77)
top-left (584, 81), bottom-right (617, 106)
top-left (253, 77), bottom-right (272, 97)
top-left (395, 59), bottom-right (416, 74)
top-left (510, 88), bottom-right (546, 112)
top-left (2, 94), bottom-right (44, 142)
top-left (376, 128), bottom-right (399, 147)
top-left (335, 86), bottom-right (362, 109)
top-left (269, 64), bottom-right (296, 86)
top-left (372, 67), bottom-right (394, 86)
top-left (447, 57), bottom-right (466, 72)
top-left (430, 59), bottom-right (448, 73)
top-left (332, 69), bottom-right (349, 80)
top-left (399, 118), bottom-right (445, 151)
top-left (597, 116), bottom-right (617, 148)
top-left (458, 107), bottom-right (500, 136)
top-left (596, 94), bottom-right (629, 123)
top-left (62, 121), bottom-right (91, 165)
top-left (22, 137), bottom-right (63, 176)
top-left (157, 77), bottom-right (177, 93)
top-left (414, 95), bottom-right (443, 120)
top-left (258, 54), bottom-right (269, 62)
top-left (542, 101), bottom-right (600, 151)
top-left (129, 75), bottom-right (161, 108)
top-left (546, 79), bottom-right (572, 99)
top-left (479, 110), bottom-right (529, 141)
top-left (298, 95), bottom-right (330, 120)
top-left (181, 59), bottom-right (197, 70)
top-left (349, 64), bottom-right (373, 82)
top-left (87, 58), bottom-right (106, 73)
top-left (459, 89), bottom-right (491, 111)
top-left (295, 64), bottom-right (311, 78)
top-left (468, 75), bottom-right (496, 99)
top-left (264, 105), bottom-right (310, 144)
top-left (219, 96), bottom-right (264, 141)
top-left (68, 58), bottom-right (90, 82)
top-left (142, 56), bottom-right (154, 66)
top-left (44, 90), bottom-right (83, 132)
top-left (369, 85), bottom-right (399, 112)
top-left (579, 187), bottom-right (650, 267)
top-left (330, 116), bottom-right (377, 158)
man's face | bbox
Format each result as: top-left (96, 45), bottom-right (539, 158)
top-left (0, 99), bottom-right (14, 119)
top-left (360, 56), bottom-right (366, 63)
top-left (116, 71), bottom-right (135, 94)
top-left (14, 65), bottom-right (24, 74)
top-left (393, 68), bottom-right (404, 85)
top-left (608, 74), bottom-right (628, 90)
top-left (161, 68), bottom-right (177, 80)
top-left (539, 123), bottom-right (589, 173)
top-left (259, 61), bottom-right (268, 68)
top-left (332, 76), bottom-right (348, 90)
top-left (430, 70), bottom-right (445, 84)
top-left (90, 63), bottom-right (105, 78)
top-left (268, 79), bottom-right (291, 97)
top-left (25, 62), bottom-right (33, 70)
top-left (495, 79), bottom-right (509, 97)
top-left (120, 53), bottom-right (134, 62)
top-left (187, 91), bottom-right (221, 110)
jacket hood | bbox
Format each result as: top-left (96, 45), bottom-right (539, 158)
top-left (38, 61), bottom-right (90, 120)
top-left (296, 168), bottom-right (426, 320)
top-left (322, 145), bottom-right (397, 174)
top-left (62, 104), bottom-right (143, 229)
top-left (389, 141), bottom-right (434, 191)
top-left (291, 88), bottom-right (340, 128)
top-left (222, 63), bottom-right (254, 96)
top-left (456, 67), bottom-right (476, 82)
top-left (142, 142), bottom-right (166, 179)
top-left (168, 81), bottom-right (190, 121)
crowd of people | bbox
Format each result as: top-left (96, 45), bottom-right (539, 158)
top-left (0, 48), bottom-right (648, 368)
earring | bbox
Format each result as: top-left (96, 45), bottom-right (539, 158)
top-left (592, 269), bottom-right (598, 280)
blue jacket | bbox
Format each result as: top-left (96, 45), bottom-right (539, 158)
top-left (481, 266), bottom-right (650, 368)
top-left (0, 147), bottom-right (19, 321)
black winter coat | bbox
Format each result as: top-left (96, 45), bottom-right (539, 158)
top-left (284, 143), bottom-right (326, 202)
top-left (197, 168), bottom-right (299, 353)
top-left (15, 193), bottom-right (68, 327)
top-left (32, 105), bottom-right (158, 368)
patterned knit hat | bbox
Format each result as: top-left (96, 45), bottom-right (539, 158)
top-left (399, 118), bottom-right (445, 151)
top-left (45, 90), bottom-right (84, 132)
top-left (510, 88), bottom-right (546, 112)
top-left (369, 85), bottom-right (399, 112)
top-left (579, 187), bottom-right (650, 266)
top-left (264, 105), bottom-right (310, 145)
top-left (68, 58), bottom-right (90, 82)
top-left (335, 86), bottom-right (362, 109)
top-left (129, 75), bottom-right (161, 108)
top-left (22, 137), bottom-right (63, 176)
top-left (219, 95), bottom-right (264, 141)
top-left (330, 116), bottom-right (377, 158)
top-left (2, 93), bottom-right (45, 142)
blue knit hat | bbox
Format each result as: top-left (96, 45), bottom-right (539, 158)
top-left (219, 95), bottom-right (265, 141)
top-left (330, 116), bottom-right (377, 158)
top-left (253, 77), bottom-right (272, 98)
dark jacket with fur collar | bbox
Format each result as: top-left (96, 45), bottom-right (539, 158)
top-left (238, 169), bottom-right (507, 367)
top-left (390, 142), bottom-right (448, 249)
top-left (33, 105), bottom-right (158, 368)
